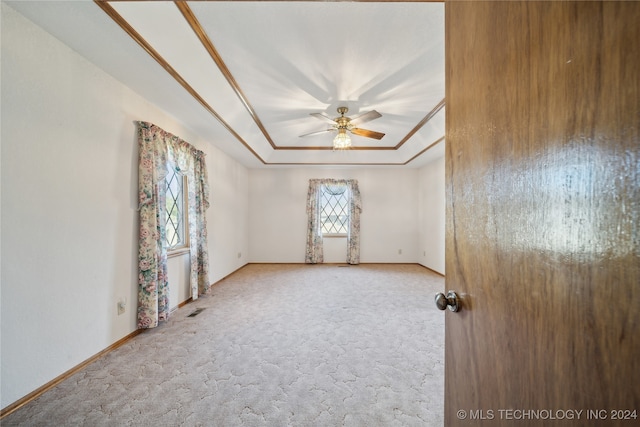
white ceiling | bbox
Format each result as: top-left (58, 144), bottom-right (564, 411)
top-left (7, 0), bottom-right (445, 168)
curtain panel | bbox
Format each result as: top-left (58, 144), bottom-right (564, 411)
top-left (189, 151), bottom-right (210, 298)
top-left (305, 180), bottom-right (324, 263)
top-left (305, 179), bottom-right (362, 264)
top-left (137, 121), bottom-right (210, 329)
top-left (346, 181), bottom-right (362, 264)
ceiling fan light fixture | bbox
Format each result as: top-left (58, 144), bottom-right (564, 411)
top-left (301, 106), bottom-right (384, 147)
top-left (333, 129), bottom-right (351, 149)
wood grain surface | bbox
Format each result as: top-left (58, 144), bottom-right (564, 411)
top-left (445, 1), bottom-right (639, 425)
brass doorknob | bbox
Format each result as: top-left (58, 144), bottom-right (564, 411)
top-left (434, 291), bottom-right (461, 312)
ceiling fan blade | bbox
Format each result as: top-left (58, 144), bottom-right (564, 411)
top-left (351, 128), bottom-right (385, 140)
top-left (310, 112), bottom-right (336, 125)
top-left (299, 128), bottom-right (335, 138)
top-left (349, 110), bottom-right (382, 126)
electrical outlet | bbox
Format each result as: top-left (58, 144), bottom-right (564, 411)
top-left (117, 298), bottom-right (126, 315)
top-left (398, 249), bottom-right (402, 255)
top-left (237, 252), bottom-right (242, 259)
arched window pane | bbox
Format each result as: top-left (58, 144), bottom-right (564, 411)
top-left (165, 165), bottom-right (186, 249)
top-left (320, 183), bottom-right (349, 235)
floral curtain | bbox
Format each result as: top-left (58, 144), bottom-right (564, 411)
top-left (189, 151), bottom-right (210, 297)
top-left (137, 122), bottom-right (210, 329)
top-left (346, 180), bottom-right (362, 264)
top-left (305, 180), bottom-right (324, 263)
top-left (305, 179), bottom-right (362, 264)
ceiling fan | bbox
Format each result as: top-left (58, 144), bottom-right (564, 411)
top-left (300, 107), bottom-right (385, 149)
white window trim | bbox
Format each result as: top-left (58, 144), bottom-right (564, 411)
top-left (166, 172), bottom-right (189, 254)
top-left (320, 183), bottom-right (350, 237)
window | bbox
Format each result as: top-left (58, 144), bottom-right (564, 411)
top-left (320, 183), bottom-right (350, 236)
top-left (165, 165), bottom-right (188, 250)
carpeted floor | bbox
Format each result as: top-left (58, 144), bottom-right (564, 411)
top-left (3, 263), bottom-right (444, 426)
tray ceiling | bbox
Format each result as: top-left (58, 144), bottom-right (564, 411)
top-left (8, 1), bottom-right (445, 168)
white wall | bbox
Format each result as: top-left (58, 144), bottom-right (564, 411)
top-left (167, 253), bottom-right (191, 310)
top-left (249, 168), bottom-right (420, 263)
top-left (207, 149), bottom-right (250, 279)
top-left (418, 154), bottom-right (446, 274)
top-left (0, 4), bottom-right (249, 409)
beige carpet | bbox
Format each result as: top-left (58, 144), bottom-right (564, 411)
top-left (3, 264), bottom-right (444, 426)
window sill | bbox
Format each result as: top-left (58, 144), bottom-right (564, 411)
top-left (168, 247), bottom-right (190, 258)
top-left (323, 234), bottom-right (347, 238)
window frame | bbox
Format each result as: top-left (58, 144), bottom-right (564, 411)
top-left (164, 166), bottom-right (189, 256)
top-left (319, 183), bottom-right (350, 238)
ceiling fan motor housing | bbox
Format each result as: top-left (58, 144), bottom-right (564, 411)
top-left (336, 107), bottom-right (352, 130)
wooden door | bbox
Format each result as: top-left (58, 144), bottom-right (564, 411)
top-left (445, 1), bottom-right (639, 425)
